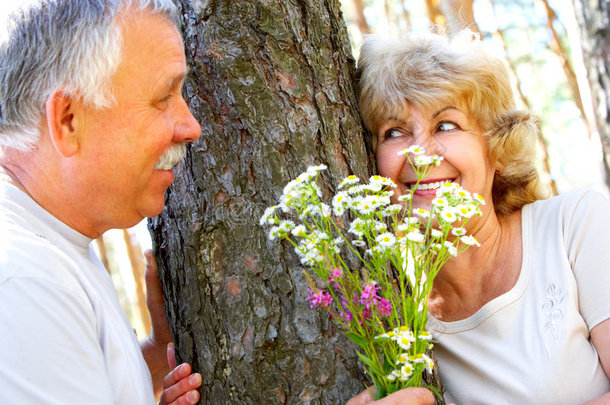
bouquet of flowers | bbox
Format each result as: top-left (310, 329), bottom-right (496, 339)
top-left (260, 146), bottom-right (483, 399)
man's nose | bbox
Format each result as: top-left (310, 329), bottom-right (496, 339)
top-left (174, 98), bottom-right (201, 143)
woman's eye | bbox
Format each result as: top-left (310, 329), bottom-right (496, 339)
top-left (384, 128), bottom-right (404, 139)
top-left (437, 121), bottom-right (459, 132)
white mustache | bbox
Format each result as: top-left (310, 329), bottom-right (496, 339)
top-left (154, 143), bottom-right (186, 170)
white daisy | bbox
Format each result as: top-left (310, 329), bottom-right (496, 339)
top-left (400, 364), bottom-right (414, 380)
top-left (291, 225), bottom-right (308, 237)
top-left (259, 205), bottom-right (277, 226)
top-left (376, 232), bottom-right (397, 248)
top-left (406, 230), bottom-right (425, 243)
top-left (473, 193), bottom-right (486, 205)
top-left (338, 175), bottom-right (360, 189)
top-left (414, 208), bottom-right (430, 218)
top-left (451, 227), bottom-right (467, 237)
top-left (352, 239), bottom-right (366, 247)
top-left (430, 229), bottom-right (443, 238)
top-left (460, 235), bottom-right (480, 246)
top-left (439, 208), bottom-right (457, 223)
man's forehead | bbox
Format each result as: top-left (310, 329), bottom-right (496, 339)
top-left (111, 8), bottom-right (187, 94)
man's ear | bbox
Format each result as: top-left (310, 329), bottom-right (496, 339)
top-left (44, 90), bottom-right (81, 157)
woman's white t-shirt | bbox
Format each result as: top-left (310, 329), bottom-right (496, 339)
top-left (429, 190), bottom-right (610, 404)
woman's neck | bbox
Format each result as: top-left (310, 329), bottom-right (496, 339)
top-left (429, 209), bottom-right (523, 322)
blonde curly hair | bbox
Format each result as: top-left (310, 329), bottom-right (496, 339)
top-left (357, 30), bottom-right (549, 215)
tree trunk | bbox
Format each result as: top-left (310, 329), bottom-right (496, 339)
top-left (484, 0), bottom-right (558, 195)
top-left (425, 0), bottom-right (447, 28)
top-left (571, 0), bottom-right (610, 189)
top-left (440, 0), bottom-right (480, 35)
top-left (149, 1), bottom-right (372, 403)
top-left (539, 0), bottom-right (590, 137)
top-left (150, 1), bottom-right (446, 403)
top-left (352, 0), bottom-right (371, 35)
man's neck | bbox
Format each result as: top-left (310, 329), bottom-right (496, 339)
top-left (0, 157), bottom-right (33, 196)
top-left (1, 150), bottom-right (102, 239)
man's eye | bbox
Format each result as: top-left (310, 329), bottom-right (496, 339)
top-left (155, 95), bottom-right (172, 110)
top-left (437, 121), bottom-right (459, 132)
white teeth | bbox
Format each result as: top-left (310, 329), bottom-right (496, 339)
top-left (409, 180), bottom-right (451, 191)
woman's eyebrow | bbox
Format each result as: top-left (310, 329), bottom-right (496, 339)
top-left (385, 116), bottom-right (408, 125)
top-left (432, 106), bottom-right (460, 118)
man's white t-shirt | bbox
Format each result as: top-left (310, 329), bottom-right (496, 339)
top-left (429, 190), bottom-right (610, 404)
top-left (0, 182), bottom-right (156, 404)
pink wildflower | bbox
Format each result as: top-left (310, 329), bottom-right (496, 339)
top-left (359, 283), bottom-right (392, 319)
top-left (306, 288), bottom-right (333, 308)
top-left (327, 268), bottom-right (344, 289)
top-left (378, 298), bottom-right (392, 317)
top-left (360, 283), bottom-right (381, 309)
top-left (331, 268), bottom-right (343, 279)
top-left (339, 296), bottom-right (353, 323)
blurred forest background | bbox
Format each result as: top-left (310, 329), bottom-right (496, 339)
top-left (97, 0), bottom-right (608, 339)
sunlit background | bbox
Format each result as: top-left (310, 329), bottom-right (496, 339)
top-left (3, 0), bottom-right (606, 338)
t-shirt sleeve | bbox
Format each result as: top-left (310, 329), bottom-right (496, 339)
top-left (565, 190), bottom-right (610, 330)
top-left (0, 275), bottom-right (115, 404)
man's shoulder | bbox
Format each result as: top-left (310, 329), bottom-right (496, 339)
top-left (0, 217), bottom-right (89, 290)
top-left (0, 183), bottom-right (87, 283)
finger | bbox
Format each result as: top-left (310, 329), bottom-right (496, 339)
top-left (345, 387), bottom-right (376, 405)
top-left (374, 388), bottom-right (434, 405)
top-left (167, 342), bottom-right (177, 370)
top-left (161, 367), bottom-right (202, 404)
top-left (163, 363), bottom-right (191, 389)
top-left (163, 389), bottom-right (200, 405)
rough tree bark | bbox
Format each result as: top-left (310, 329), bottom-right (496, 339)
top-left (150, 1), bottom-right (445, 403)
top-left (571, 0), bottom-right (610, 189)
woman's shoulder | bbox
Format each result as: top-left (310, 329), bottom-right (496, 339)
top-left (525, 188), bottom-right (609, 218)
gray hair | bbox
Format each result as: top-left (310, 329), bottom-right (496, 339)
top-left (0, 0), bottom-right (180, 152)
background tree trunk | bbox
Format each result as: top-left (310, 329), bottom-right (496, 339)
top-left (149, 1), bottom-right (373, 403)
top-left (440, 0), bottom-right (479, 35)
top-left (571, 0), bottom-right (610, 188)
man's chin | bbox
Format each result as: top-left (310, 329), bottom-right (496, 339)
top-left (138, 204), bottom-right (165, 221)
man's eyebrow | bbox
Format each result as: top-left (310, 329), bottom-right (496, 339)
top-left (165, 70), bottom-right (188, 92)
top-left (432, 106), bottom-right (460, 118)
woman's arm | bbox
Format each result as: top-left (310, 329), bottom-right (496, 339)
top-left (583, 319), bottom-right (610, 405)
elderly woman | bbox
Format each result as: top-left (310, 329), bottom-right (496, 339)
top-left (347, 30), bottom-right (610, 405)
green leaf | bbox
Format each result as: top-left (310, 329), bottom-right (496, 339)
top-left (373, 377), bottom-right (387, 400)
top-left (425, 384), bottom-right (443, 400)
top-left (345, 332), bottom-right (368, 347)
top-left (382, 352), bottom-right (394, 374)
top-left (356, 350), bottom-right (377, 370)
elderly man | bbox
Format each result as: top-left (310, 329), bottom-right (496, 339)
top-left (0, 1), bottom-right (202, 404)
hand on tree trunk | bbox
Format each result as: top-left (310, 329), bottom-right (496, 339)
top-left (159, 343), bottom-right (202, 405)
